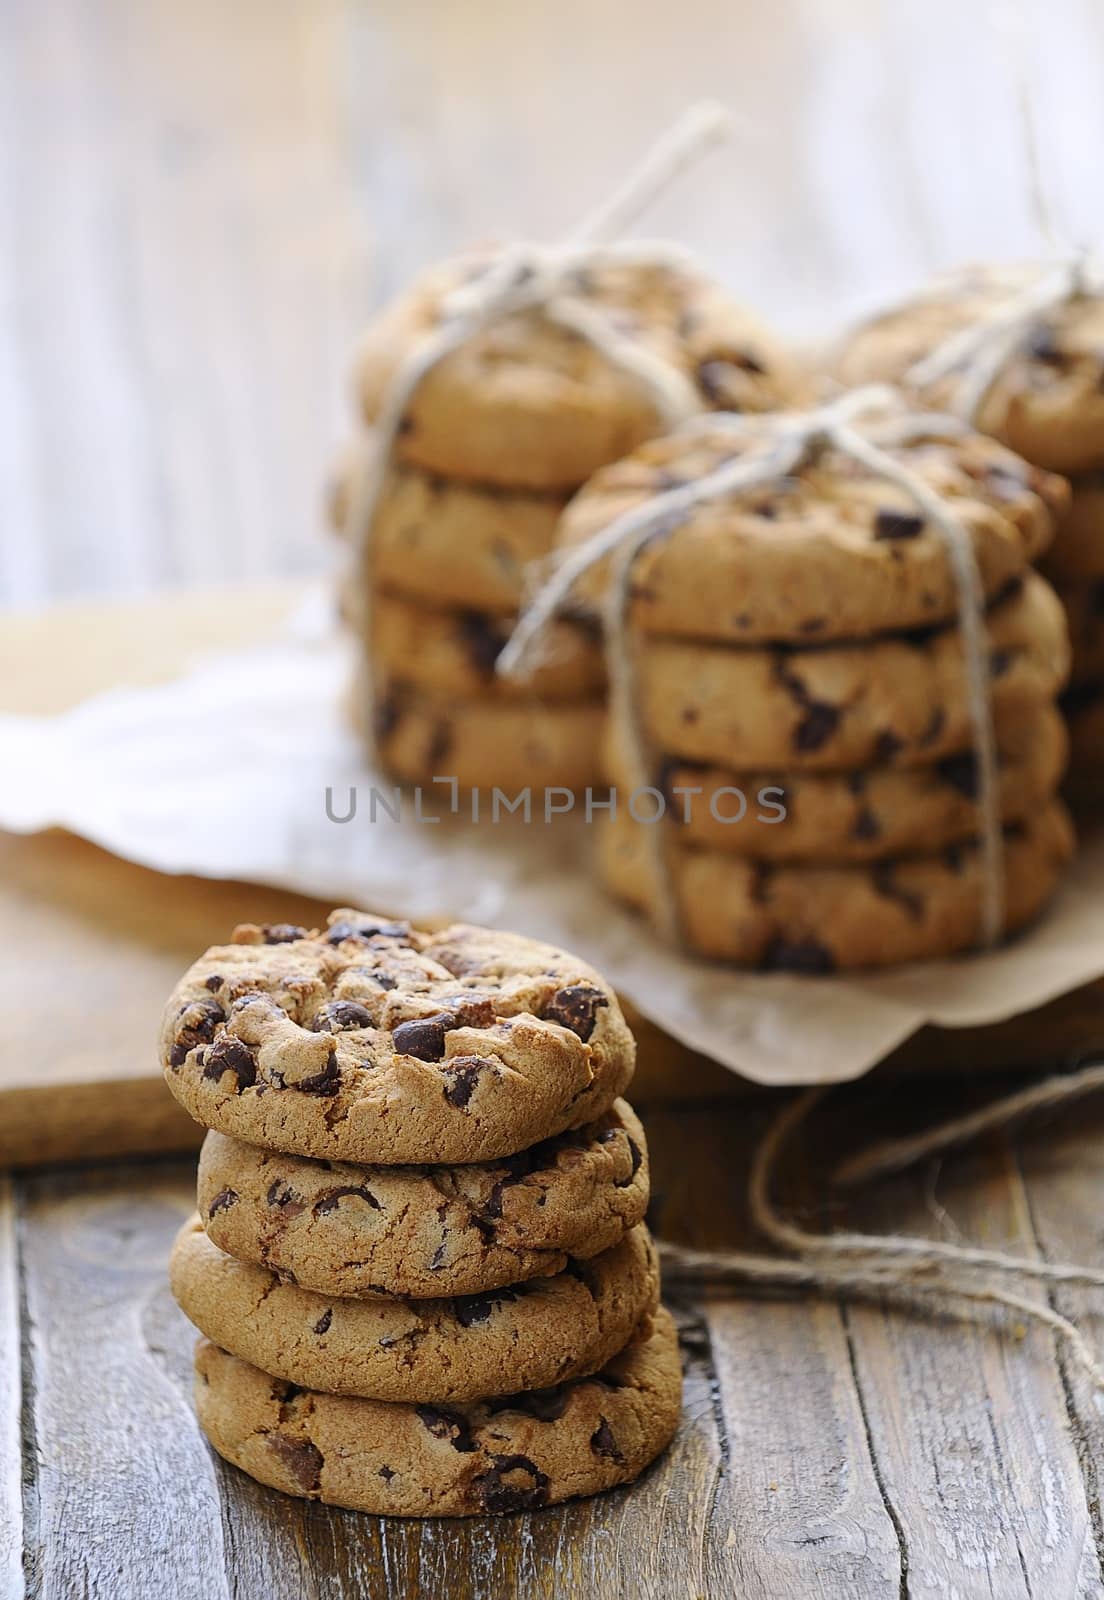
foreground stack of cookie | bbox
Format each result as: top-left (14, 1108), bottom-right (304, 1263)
top-left (162, 910), bottom-right (679, 1516)
top-left (558, 416), bottom-right (1076, 970)
top-left (837, 266), bottom-right (1104, 791)
top-left (331, 254), bottom-right (798, 791)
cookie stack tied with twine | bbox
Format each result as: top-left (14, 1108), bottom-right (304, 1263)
top-left (499, 387), bottom-right (1075, 971)
top-left (162, 910), bottom-right (679, 1516)
top-left (330, 106), bottom-right (799, 793)
top-left (837, 258), bottom-right (1104, 792)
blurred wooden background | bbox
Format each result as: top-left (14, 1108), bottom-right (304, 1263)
top-left (2, 0), bottom-right (1103, 609)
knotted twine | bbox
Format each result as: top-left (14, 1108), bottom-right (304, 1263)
top-left (655, 1055), bottom-right (1104, 1393)
top-left (497, 384), bottom-right (1007, 948)
top-left (905, 251), bottom-right (1104, 426)
top-left (341, 100), bottom-right (733, 715)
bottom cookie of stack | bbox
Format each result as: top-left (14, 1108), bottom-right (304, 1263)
top-left (598, 802), bottom-right (1075, 971)
top-left (193, 1307), bottom-right (681, 1517)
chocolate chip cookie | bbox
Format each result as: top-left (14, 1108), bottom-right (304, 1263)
top-left (633, 572), bottom-right (1069, 772)
top-left (361, 668), bottom-right (606, 792)
top-left (172, 1215), bottom-right (658, 1403)
top-left (356, 253), bottom-right (800, 490)
top-left (837, 265), bottom-right (1104, 474)
top-left (1042, 475), bottom-right (1104, 587)
top-left (194, 1304), bottom-right (681, 1515)
top-left (196, 1098), bottom-right (648, 1298)
top-left (161, 911), bottom-right (634, 1164)
top-left (332, 447), bottom-right (567, 614)
top-left (556, 418), bottom-right (1066, 644)
top-left (598, 800), bottom-right (1075, 969)
top-left (366, 591), bottom-right (605, 703)
top-left (605, 700), bottom-right (1067, 862)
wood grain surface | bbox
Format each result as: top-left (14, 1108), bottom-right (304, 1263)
top-left (9, 1089), bottom-right (1104, 1597)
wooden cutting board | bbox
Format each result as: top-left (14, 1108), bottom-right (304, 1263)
top-left (2, 586), bottom-right (1103, 1168)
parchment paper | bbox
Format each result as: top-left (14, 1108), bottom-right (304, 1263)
top-left (4, 596), bottom-right (1103, 1085)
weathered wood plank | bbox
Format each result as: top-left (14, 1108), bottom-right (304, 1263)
top-left (0, 1176), bottom-right (24, 1600)
top-left (838, 1129), bottom-right (1102, 1599)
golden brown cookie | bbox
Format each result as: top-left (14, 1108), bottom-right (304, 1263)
top-left (193, 1305), bottom-right (682, 1516)
top-left (598, 800), bottom-right (1075, 970)
top-left (631, 573), bottom-right (1069, 772)
top-left (195, 1100), bottom-right (649, 1298)
top-left (171, 1216), bottom-right (659, 1403)
top-left (837, 265), bottom-right (1104, 474)
top-left (161, 910), bottom-right (634, 1164)
top-left (356, 254), bottom-right (801, 489)
top-left (603, 700), bottom-right (1067, 862)
top-left (555, 418), bottom-right (1065, 644)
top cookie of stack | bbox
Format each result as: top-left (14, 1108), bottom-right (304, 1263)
top-left (332, 254), bottom-right (800, 792)
top-left (837, 265), bottom-right (1104, 784)
top-left (558, 414), bottom-right (1075, 970)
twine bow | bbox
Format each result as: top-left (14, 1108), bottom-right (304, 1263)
top-left (498, 384), bottom-right (1006, 950)
top-left (342, 101), bottom-right (733, 684)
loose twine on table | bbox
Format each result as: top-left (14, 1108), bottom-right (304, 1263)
top-left (655, 1054), bottom-right (1104, 1392)
top-left (341, 100), bottom-right (732, 719)
top-left (497, 385), bottom-right (1007, 949)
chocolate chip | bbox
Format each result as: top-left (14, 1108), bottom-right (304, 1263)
top-left (374, 692), bottom-right (401, 743)
top-left (473, 1454), bottom-right (550, 1513)
top-left (1026, 324), bottom-right (1065, 365)
top-left (169, 997), bottom-right (225, 1067)
top-left (262, 924), bottom-right (309, 944)
top-left (378, 1465), bottom-right (396, 1481)
top-left (761, 936), bottom-right (836, 974)
top-left (541, 985), bottom-right (608, 1042)
top-left (937, 750), bottom-right (979, 799)
top-left (453, 1287), bottom-right (518, 1328)
top-left (313, 1185), bottom-right (380, 1216)
top-left (618, 1136), bottom-right (643, 1187)
top-left (312, 1000), bottom-right (374, 1033)
top-left (851, 806), bottom-right (882, 842)
top-left (443, 1059), bottom-right (484, 1109)
top-left (201, 1036), bottom-right (257, 1091)
top-left (266, 1434), bottom-right (323, 1492)
top-left (266, 1181), bottom-right (304, 1216)
top-left (488, 1388), bottom-right (569, 1422)
top-left (294, 1051), bottom-right (342, 1097)
top-left (327, 919), bottom-right (409, 944)
top-left (872, 864), bottom-right (924, 922)
top-left (874, 730), bottom-right (905, 765)
top-left (415, 1406), bottom-right (477, 1452)
top-left (919, 707), bottom-right (946, 748)
top-left (456, 611), bottom-right (507, 677)
top-left (794, 701), bottom-right (840, 753)
top-left (313, 1309), bottom-right (332, 1335)
top-left (875, 509), bottom-right (924, 540)
top-left (204, 974), bottom-right (223, 992)
top-left (392, 1013), bottom-right (455, 1061)
top-left (207, 1188), bottom-right (238, 1217)
top-left (590, 1418), bottom-right (625, 1462)
top-left (989, 649), bottom-right (1014, 678)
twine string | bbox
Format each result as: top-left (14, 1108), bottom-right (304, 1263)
top-left (658, 1061), bottom-right (1104, 1391)
top-left (500, 385), bottom-right (1006, 949)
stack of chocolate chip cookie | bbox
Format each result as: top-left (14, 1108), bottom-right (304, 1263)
top-left (557, 415), bottom-right (1076, 970)
top-left (162, 909), bottom-right (679, 1516)
top-left (837, 266), bottom-right (1104, 790)
top-left (331, 253), bottom-right (798, 791)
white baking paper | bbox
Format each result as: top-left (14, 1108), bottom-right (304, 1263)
top-left (3, 596), bottom-right (1102, 1085)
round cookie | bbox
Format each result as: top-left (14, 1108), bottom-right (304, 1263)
top-left (171, 1217), bottom-right (658, 1403)
top-left (555, 418), bottom-right (1066, 645)
top-left (633, 572), bottom-right (1070, 772)
top-left (161, 910), bottom-right (635, 1165)
top-left (363, 669), bottom-right (605, 792)
top-left (367, 592), bottom-right (605, 703)
top-left (194, 1305), bottom-right (681, 1516)
top-left (604, 700), bottom-right (1067, 862)
top-left (196, 1099), bottom-right (648, 1298)
top-left (1042, 476), bottom-right (1104, 586)
top-left (1061, 581), bottom-right (1104, 685)
top-left (837, 265), bottom-right (1104, 474)
top-left (332, 448), bottom-right (567, 614)
top-left (598, 801), bottom-right (1076, 970)
top-left (356, 253), bottom-right (801, 489)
